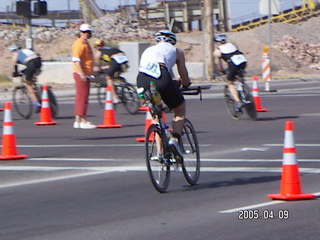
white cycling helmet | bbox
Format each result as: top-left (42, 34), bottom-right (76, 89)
top-left (214, 33), bottom-right (227, 43)
top-left (9, 44), bottom-right (21, 52)
top-left (155, 30), bottom-right (177, 45)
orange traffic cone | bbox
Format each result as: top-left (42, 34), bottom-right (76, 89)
top-left (252, 75), bottom-right (267, 112)
top-left (267, 121), bottom-right (315, 200)
top-left (97, 85), bottom-right (123, 128)
top-left (0, 102), bottom-right (28, 160)
top-left (34, 85), bottom-right (57, 125)
top-left (136, 107), bottom-right (153, 142)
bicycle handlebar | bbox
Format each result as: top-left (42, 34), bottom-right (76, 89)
top-left (180, 85), bottom-right (212, 101)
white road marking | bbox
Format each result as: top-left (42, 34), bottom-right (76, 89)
top-left (17, 144), bottom-right (213, 148)
top-left (0, 165), bottom-right (320, 173)
top-left (219, 192), bottom-right (320, 214)
top-left (219, 201), bottom-right (284, 213)
top-left (241, 148), bottom-right (268, 152)
top-left (26, 158), bottom-right (320, 162)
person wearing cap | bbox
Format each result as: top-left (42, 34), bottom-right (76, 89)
top-left (71, 23), bottom-right (96, 129)
top-left (213, 33), bottom-right (247, 112)
top-left (9, 44), bottom-right (42, 113)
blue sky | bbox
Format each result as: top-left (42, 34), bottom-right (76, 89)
top-left (1, 0), bottom-right (305, 24)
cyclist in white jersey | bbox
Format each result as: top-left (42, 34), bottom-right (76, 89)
top-left (214, 33), bottom-right (247, 112)
top-left (9, 44), bottom-right (42, 112)
top-left (137, 30), bottom-right (191, 159)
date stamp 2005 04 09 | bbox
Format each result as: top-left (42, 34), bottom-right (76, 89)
top-left (238, 209), bottom-right (289, 220)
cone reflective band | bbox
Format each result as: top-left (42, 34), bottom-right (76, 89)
top-left (35, 85), bottom-right (57, 125)
top-left (97, 85), bottom-right (122, 128)
top-left (267, 121), bottom-right (315, 200)
top-left (0, 102), bottom-right (28, 160)
top-left (251, 75), bottom-right (267, 112)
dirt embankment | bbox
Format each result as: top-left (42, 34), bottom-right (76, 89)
top-left (1, 14), bottom-right (320, 81)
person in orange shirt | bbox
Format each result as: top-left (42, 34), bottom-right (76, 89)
top-left (72, 23), bottom-right (96, 129)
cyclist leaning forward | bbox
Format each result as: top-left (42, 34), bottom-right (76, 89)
top-left (213, 33), bottom-right (247, 112)
top-left (93, 40), bottom-right (129, 104)
top-left (136, 30), bottom-right (191, 159)
top-left (9, 44), bottom-right (42, 113)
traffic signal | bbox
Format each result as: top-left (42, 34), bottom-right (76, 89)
top-left (34, 1), bottom-right (47, 16)
top-left (16, 1), bottom-right (31, 17)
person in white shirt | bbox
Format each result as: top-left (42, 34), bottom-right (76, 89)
top-left (9, 44), bottom-right (42, 113)
top-left (214, 33), bottom-right (247, 112)
top-left (137, 30), bottom-right (191, 159)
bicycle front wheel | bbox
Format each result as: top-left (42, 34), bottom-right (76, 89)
top-left (223, 85), bottom-right (241, 120)
top-left (146, 124), bottom-right (170, 193)
top-left (13, 86), bottom-right (33, 119)
top-left (120, 83), bottom-right (140, 114)
top-left (181, 119), bottom-right (200, 185)
top-left (243, 84), bottom-right (257, 120)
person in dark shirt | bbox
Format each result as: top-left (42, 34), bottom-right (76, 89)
top-left (94, 40), bottom-right (129, 103)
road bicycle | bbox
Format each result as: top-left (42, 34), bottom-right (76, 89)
top-left (12, 69), bottom-right (58, 119)
top-left (93, 71), bottom-right (141, 114)
top-left (142, 85), bottom-right (204, 193)
top-left (223, 70), bottom-right (257, 120)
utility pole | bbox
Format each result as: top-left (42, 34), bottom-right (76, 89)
top-left (203, 0), bottom-right (213, 81)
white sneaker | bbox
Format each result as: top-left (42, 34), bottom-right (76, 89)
top-left (73, 122), bottom-right (80, 129)
top-left (169, 137), bottom-right (183, 160)
top-left (80, 122), bottom-right (96, 129)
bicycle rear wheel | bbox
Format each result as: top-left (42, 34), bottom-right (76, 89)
top-left (13, 85), bottom-right (33, 119)
top-left (47, 88), bottom-right (59, 118)
top-left (243, 84), bottom-right (257, 120)
top-left (97, 83), bottom-right (107, 108)
top-left (181, 119), bottom-right (200, 185)
top-left (223, 85), bottom-right (241, 120)
top-left (146, 124), bottom-right (170, 193)
top-left (120, 82), bottom-right (140, 114)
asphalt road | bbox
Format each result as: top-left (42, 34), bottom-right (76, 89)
top-left (0, 78), bottom-right (320, 240)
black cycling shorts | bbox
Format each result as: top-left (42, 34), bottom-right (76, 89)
top-left (25, 57), bottom-right (42, 81)
top-left (136, 66), bottom-right (185, 109)
top-left (105, 59), bottom-right (128, 77)
top-left (227, 61), bottom-right (246, 81)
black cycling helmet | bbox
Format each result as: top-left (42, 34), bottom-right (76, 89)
top-left (214, 33), bottom-right (227, 43)
top-left (155, 30), bottom-right (177, 45)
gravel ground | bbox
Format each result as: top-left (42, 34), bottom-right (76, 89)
top-left (1, 15), bottom-right (320, 82)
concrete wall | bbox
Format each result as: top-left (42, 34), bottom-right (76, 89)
top-left (38, 61), bottom-right (74, 85)
top-left (37, 42), bottom-right (205, 85)
top-left (119, 41), bottom-right (151, 85)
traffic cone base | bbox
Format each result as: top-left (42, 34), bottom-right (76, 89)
top-left (0, 154), bottom-right (28, 160)
top-left (267, 121), bottom-right (315, 201)
top-left (97, 124), bottom-right (123, 128)
top-left (267, 193), bottom-right (316, 200)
